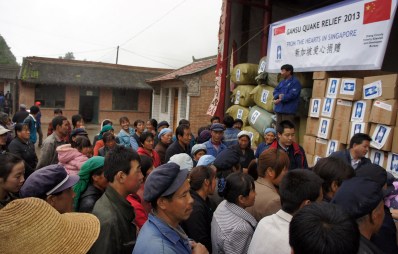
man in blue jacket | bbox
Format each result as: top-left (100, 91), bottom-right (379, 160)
top-left (273, 64), bottom-right (301, 126)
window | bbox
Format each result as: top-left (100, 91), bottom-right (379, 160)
top-left (161, 88), bottom-right (169, 113)
top-left (112, 89), bottom-right (139, 110)
top-left (35, 85), bottom-right (65, 108)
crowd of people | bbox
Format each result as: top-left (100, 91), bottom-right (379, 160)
top-left (1, 102), bottom-right (398, 254)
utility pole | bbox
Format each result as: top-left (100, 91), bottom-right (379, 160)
top-left (116, 46), bottom-right (119, 64)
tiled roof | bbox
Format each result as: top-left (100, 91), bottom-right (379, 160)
top-left (147, 56), bottom-right (217, 83)
top-left (19, 57), bottom-right (171, 89)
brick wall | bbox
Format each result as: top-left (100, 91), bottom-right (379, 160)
top-left (190, 85), bottom-right (215, 136)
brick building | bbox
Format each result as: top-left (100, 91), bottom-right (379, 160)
top-left (147, 56), bottom-right (217, 135)
top-left (18, 57), bottom-right (170, 124)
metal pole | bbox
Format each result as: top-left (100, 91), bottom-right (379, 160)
top-left (116, 46), bottom-right (119, 64)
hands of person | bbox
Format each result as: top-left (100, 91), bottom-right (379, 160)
top-left (391, 209), bottom-right (398, 220)
top-left (274, 94), bottom-right (283, 105)
top-left (191, 241), bottom-right (209, 254)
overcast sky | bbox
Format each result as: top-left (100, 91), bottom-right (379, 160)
top-left (0, 0), bottom-right (222, 69)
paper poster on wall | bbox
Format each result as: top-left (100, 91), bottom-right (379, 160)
top-left (309, 99), bottom-right (321, 117)
top-left (351, 101), bottom-right (366, 122)
top-left (363, 80), bottom-right (382, 99)
top-left (317, 118), bottom-right (331, 139)
top-left (387, 153), bottom-right (398, 177)
top-left (370, 149), bottom-right (385, 167)
top-left (326, 78), bottom-right (340, 98)
top-left (321, 98), bottom-right (334, 117)
top-left (340, 79), bottom-right (356, 95)
top-left (370, 124), bottom-right (391, 150)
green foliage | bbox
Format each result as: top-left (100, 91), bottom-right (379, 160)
top-left (0, 35), bottom-right (18, 65)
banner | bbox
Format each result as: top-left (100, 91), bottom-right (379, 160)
top-left (266, 0), bottom-right (398, 72)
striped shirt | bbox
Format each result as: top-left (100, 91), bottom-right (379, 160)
top-left (211, 200), bottom-right (257, 254)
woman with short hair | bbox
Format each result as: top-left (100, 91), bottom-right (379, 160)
top-left (8, 123), bottom-right (37, 178)
top-left (137, 132), bottom-right (161, 168)
top-left (211, 172), bottom-right (257, 254)
top-left (0, 152), bottom-right (25, 209)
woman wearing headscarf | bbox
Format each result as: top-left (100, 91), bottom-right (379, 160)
top-left (8, 123), bottom-right (37, 178)
top-left (93, 124), bottom-right (114, 156)
top-left (154, 128), bottom-right (173, 165)
top-left (92, 119), bottom-right (112, 146)
top-left (231, 131), bottom-right (255, 171)
top-left (255, 128), bottom-right (276, 158)
top-left (73, 156), bottom-right (108, 212)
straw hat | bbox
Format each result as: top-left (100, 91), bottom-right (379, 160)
top-left (0, 197), bottom-right (100, 254)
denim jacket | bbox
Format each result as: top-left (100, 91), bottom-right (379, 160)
top-left (117, 128), bottom-right (138, 151)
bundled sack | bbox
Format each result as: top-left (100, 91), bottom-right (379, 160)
top-left (250, 85), bottom-right (275, 112)
top-left (230, 63), bottom-right (258, 85)
top-left (297, 88), bottom-right (313, 117)
top-left (226, 105), bottom-right (250, 126)
top-left (242, 125), bottom-right (264, 148)
top-left (248, 106), bottom-right (274, 134)
top-left (231, 85), bottom-right (256, 107)
top-left (255, 56), bottom-right (280, 87)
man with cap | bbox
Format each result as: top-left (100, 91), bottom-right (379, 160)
top-left (165, 124), bottom-right (192, 162)
top-left (19, 164), bottom-right (79, 213)
top-left (355, 164), bottom-right (398, 254)
top-left (191, 143), bottom-right (207, 166)
top-left (332, 177), bottom-right (385, 254)
top-left (12, 104), bottom-right (29, 124)
top-left (203, 123), bottom-right (227, 157)
top-left (223, 115), bottom-right (240, 147)
top-left (269, 120), bottom-right (308, 170)
top-left (133, 162), bottom-right (208, 254)
top-left (330, 133), bottom-right (372, 170)
top-left (89, 146), bottom-right (143, 254)
top-left (255, 128), bottom-right (276, 158)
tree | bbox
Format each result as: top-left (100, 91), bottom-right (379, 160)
top-left (59, 52), bottom-right (75, 60)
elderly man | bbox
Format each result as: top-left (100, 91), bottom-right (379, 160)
top-left (204, 123), bottom-right (227, 157)
top-left (133, 162), bottom-right (208, 254)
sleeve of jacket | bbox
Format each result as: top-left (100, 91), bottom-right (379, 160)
top-left (130, 136), bottom-right (139, 151)
top-left (88, 218), bottom-right (117, 254)
top-left (273, 83), bottom-right (282, 99)
top-left (36, 141), bottom-right (55, 169)
top-left (183, 208), bottom-right (212, 252)
top-left (223, 223), bottom-right (253, 254)
top-left (281, 79), bottom-right (301, 102)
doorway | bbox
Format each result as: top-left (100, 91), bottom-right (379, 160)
top-left (172, 88), bottom-right (179, 131)
top-left (79, 88), bottom-right (99, 124)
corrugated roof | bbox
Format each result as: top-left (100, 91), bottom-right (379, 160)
top-left (19, 57), bottom-right (171, 89)
top-left (0, 65), bottom-right (19, 80)
top-left (147, 56), bottom-right (217, 83)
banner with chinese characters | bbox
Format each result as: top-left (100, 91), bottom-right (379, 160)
top-left (266, 0), bottom-right (398, 72)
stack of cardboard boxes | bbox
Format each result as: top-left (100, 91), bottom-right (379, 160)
top-left (304, 72), bottom-right (398, 177)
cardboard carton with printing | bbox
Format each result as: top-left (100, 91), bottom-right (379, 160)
top-left (317, 118), bottom-right (333, 139)
top-left (307, 154), bottom-right (315, 168)
top-left (338, 78), bottom-right (364, 101)
top-left (363, 74), bottom-right (398, 100)
top-left (348, 122), bottom-right (370, 142)
top-left (315, 138), bottom-right (328, 157)
top-left (325, 78), bottom-right (341, 98)
top-left (334, 99), bottom-right (353, 122)
top-left (386, 152), bottom-right (398, 178)
top-left (369, 149), bottom-right (388, 168)
top-left (351, 100), bottom-right (372, 122)
top-left (312, 79), bottom-right (327, 98)
top-left (321, 98), bottom-right (336, 118)
top-left (313, 155), bottom-right (323, 166)
top-left (303, 135), bottom-right (316, 155)
top-left (309, 98), bottom-right (322, 118)
top-left (331, 119), bottom-right (350, 144)
top-left (369, 100), bottom-right (398, 126)
top-left (369, 124), bottom-right (394, 151)
top-left (392, 128), bottom-right (398, 154)
top-left (306, 117), bottom-right (319, 137)
top-left (326, 140), bottom-right (345, 157)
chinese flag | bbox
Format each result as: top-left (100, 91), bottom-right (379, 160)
top-left (363, 0), bottom-right (392, 24)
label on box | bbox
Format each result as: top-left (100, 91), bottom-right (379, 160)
top-left (234, 90), bottom-right (241, 104)
top-left (363, 80), bottom-right (382, 99)
top-left (326, 140), bottom-right (339, 156)
top-left (261, 89), bottom-right (269, 104)
top-left (326, 78), bottom-right (339, 98)
top-left (318, 118), bottom-right (331, 139)
top-left (314, 156), bottom-right (322, 166)
top-left (370, 150), bottom-right (385, 167)
top-left (250, 110), bottom-right (261, 124)
top-left (340, 79), bottom-right (356, 95)
top-left (386, 153), bottom-right (398, 177)
top-left (321, 98), bottom-right (334, 118)
top-left (316, 138), bottom-right (328, 145)
top-left (350, 122), bottom-right (366, 139)
top-left (370, 124), bottom-right (391, 150)
top-left (237, 109), bottom-right (243, 119)
top-left (374, 101), bottom-right (392, 111)
top-left (310, 99), bottom-right (321, 117)
top-left (337, 99), bottom-right (352, 107)
top-left (351, 101), bottom-right (366, 122)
